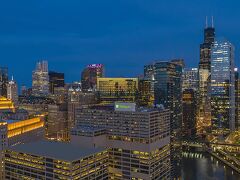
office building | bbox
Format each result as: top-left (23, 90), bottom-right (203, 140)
top-left (0, 96), bottom-right (15, 112)
top-left (97, 77), bottom-right (138, 104)
top-left (46, 104), bottom-right (69, 141)
top-left (67, 86), bottom-right (97, 128)
top-left (144, 59), bottom-right (183, 179)
top-left (32, 61), bottom-right (49, 96)
top-left (211, 38), bottom-right (235, 132)
top-left (81, 64), bottom-right (104, 91)
top-left (7, 76), bottom-right (18, 105)
top-left (74, 103), bottom-right (171, 179)
top-left (182, 68), bottom-right (198, 91)
top-left (235, 68), bottom-right (240, 130)
top-left (137, 78), bottom-right (155, 106)
top-left (0, 67), bottom-right (8, 97)
top-left (0, 117), bottom-right (44, 179)
top-left (197, 17), bottom-right (215, 134)
top-left (4, 141), bottom-right (108, 180)
top-left (49, 71), bottom-right (65, 94)
top-left (182, 89), bottom-right (197, 138)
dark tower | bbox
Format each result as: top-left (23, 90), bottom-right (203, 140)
top-left (0, 67), bottom-right (8, 97)
top-left (197, 16), bottom-right (215, 135)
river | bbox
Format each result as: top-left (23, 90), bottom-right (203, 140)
top-left (181, 149), bottom-right (240, 180)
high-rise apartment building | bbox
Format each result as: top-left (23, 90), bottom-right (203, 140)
top-left (32, 61), bottom-right (49, 96)
top-left (7, 76), bottom-right (18, 105)
top-left (0, 67), bottom-right (8, 97)
top-left (197, 18), bottom-right (215, 134)
top-left (49, 71), bottom-right (65, 94)
top-left (74, 103), bottom-right (171, 179)
top-left (97, 77), bottom-right (138, 103)
top-left (211, 38), bottom-right (235, 132)
top-left (81, 64), bottom-right (104, 91)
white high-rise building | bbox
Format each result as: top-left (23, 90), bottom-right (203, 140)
top-left (7, 76), bottom-right (18, 105)
top-left (32, 61), bottom-right (49, 96)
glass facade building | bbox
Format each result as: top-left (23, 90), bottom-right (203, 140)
top-left (49, 71), bottom-right (65, 94)
top-left (144, 59), bottom-right (183, 179)
top-left (182, 68), bottom-right (198, 91)
top-left (197, 23), bottom-right (215, 135)
top-left (97, 78), bottom-right (138, 104)
top-left (32, 61), bottom-right (49, 96)
top-left (211, 38), bottom-right (235, 131)
top-left (81, 64), bottom-right (104, 92)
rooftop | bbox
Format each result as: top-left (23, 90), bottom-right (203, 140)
top-left (9, 140), bottom-right (106, 161)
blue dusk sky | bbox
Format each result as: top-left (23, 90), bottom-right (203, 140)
top-left (0, 0), bottom-right (240, 87)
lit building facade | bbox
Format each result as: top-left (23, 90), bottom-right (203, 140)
top-left (0, 117), bottom-right (44, 178)
top-left (144, 59), bottom-right (183, 179)
top-left (4, 141), bottom-right (108, 180)
top-left (137, 78), bottom-right (155, 106)
top-left (81, 64), bottom-right (104, 91)
top-left (182, 68), bottom-right (198, 91)
top-left (49, 71), bottom-right (65, 94)
top-left (182, 89), bottom-right (197, 138)
top-left (7, 76), bottom-right (18, 105)
top-left (46, 104), bottom-right (69, 141)
top-left (0, 67), bottom-right (8, 98)
top-left (0, 96), bottom-right (15, 112)
top-left (235, 68), bottom-right (240, 130)
top-left (32, 61), bottom-right (49, 96)
top-left (97, 78), bottom-right (138, 104)
top-left (67, 86), bottom-right (97, 128)
top-left (75, 103), bottom-right (171, 179)
top-left (211, 38), bottom-right (235, 131)
top-left (197, 19), bottom-right (215, 134)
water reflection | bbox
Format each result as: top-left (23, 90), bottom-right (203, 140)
top-left (181, 150), bottom-right (240, 180)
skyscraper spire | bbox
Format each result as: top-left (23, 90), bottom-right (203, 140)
top-left (211, 16), bottom-right (214, 28)
top-left (205, 16), bottom-right (208, 28)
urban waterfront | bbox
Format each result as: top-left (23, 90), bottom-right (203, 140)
top-left (182, 150), bottom-right (240, 180)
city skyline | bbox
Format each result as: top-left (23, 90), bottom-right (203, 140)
top-left (1, 1), bottom-right (240, 86)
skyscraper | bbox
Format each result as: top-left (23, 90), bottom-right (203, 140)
top-left (144, 60), bottom-right (183, 135)
top-left (197, 17), bottom-right (215, 134)
top-left (182, 68), bottom-right (198, 91)
top-left (211, 38), bottom-right (235, 132)
top-left (234, 68), bottom-right (240, 130)
top-left (46, 104), bottom-right (69, 141)
top-left (7, 76), bottom-right (18, 105)
top-left (49, 71), bottom-right (65, 94)
top-left (32, 61), bottom-right (49, 96)
top-left (0, 67), bottom-right (8, 98)
top-left (144, 59), bottom-right (183, 179)
top-left (182, 89), bottom-right (197, 138)
top-left (81, 64), bottom-right (104, 91)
